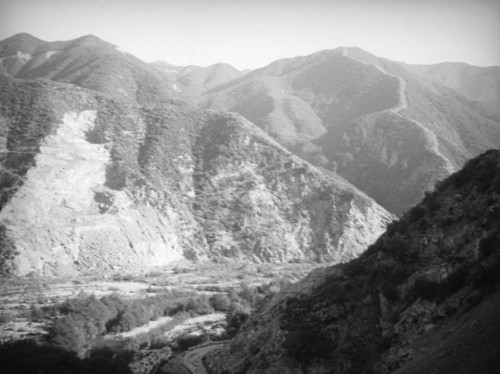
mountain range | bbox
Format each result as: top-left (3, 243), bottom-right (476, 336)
top-left (1, 32), bottom-right (499, 374)
top-left (0, 34), bottom-right (391, 277)
top-left (204, 47), bottom-right (500, 214)
top-left (0, 33), bottom-right (499, 278)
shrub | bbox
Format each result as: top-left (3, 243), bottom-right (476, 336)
top-left (49, 315), bottom-right (89, 356)
top-left (471, 255), bottom-right (500, 288)
top-left (226, 302), bottom-right (251, 331)
top-left (338, 337), bottom-right (370, 373)
top-left (209, 293), bottom-right (231, 312)
top-left (185, 295), bottom-right (214, 315)
top-left (48, 289), bottom-right (224, 355)
top-left (405, 277), bottom-right (440, 302)
top-left (176, 333), bottom-right (204, 350)
top-left (424, 190), bottom-right (441, 211)
top-left (59, 295), bottom-right (113, 333)
top-left (85, 347), bottom-right (132, 374)
top-left (344, 259), bottom-right (367, 278)
top-left (437, 265), bottom-right (471, 299)
top-left (382, 284), bottom-right (401, 302)
top-left (238, 283), bottom-right (256, 304)
top-left (479, 228), bottom-right (500, 259)
top-left (283, 328), bottom-right (333, 366)
top-left (409, 205), bottom-right (427, 221)
top-left (101, 294), bottom-right (127, 315)
top-left (111, 305), bottom-right (148, 333)
top-left (382, 235), bottom-right (417, 265)
top-left (0, 339), bottom-right (133, 374)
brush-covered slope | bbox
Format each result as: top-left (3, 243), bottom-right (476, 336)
top-left (0, 33), bottom-right (186, 105)
top-left (411, 62), bottom-right (500, 118)
top-left (206, 149), bottom-right (500, 374)
top-left (0, 75), bottom-right (391, 277)
top-left (206, 47), bottom-right (500, 214)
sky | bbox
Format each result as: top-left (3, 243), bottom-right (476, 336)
top-left (0, 0), bottom-right (499, 70)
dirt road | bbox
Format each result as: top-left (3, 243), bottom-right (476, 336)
top-left (181, 342), bottom-right (226, 374)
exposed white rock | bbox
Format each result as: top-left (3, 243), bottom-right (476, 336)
top-left (0, 51), bottom-right (32, 66)
top-left (338, 199), bottom-right (393, 260)
top-left (45, 50), bottom-right (58, 59)
top-left (16, 51), bottom-right (31, 62)
top-left (0, 111), bottom-right (184, 277)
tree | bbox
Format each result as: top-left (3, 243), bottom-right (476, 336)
top-left (49, 315), bottom-right (88, 357)
top-left (226, 302), bottom-right (251, 331)
top-left (209, 293), bottom-right (231, 312)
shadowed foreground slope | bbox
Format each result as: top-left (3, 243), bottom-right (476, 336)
top-left (206, 149), bottom-right (500, 374)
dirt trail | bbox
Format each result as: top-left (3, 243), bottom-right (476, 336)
top-left (342, 47), bottom-right (454, 174)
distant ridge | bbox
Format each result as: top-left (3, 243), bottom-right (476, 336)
top-left (0, 33), bottom-right (187, 104)
top-left (204, 45), bottom-right (500, 214)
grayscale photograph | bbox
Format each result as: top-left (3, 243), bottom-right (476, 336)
top-left (0, 0), bottom-right (499, 373)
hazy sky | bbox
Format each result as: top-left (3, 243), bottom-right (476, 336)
top-left (1, 0), bottom-right (499, 69)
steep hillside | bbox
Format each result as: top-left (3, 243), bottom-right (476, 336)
top-left (206, 150), bottom-right (500, 374)
top-left (411, 62), bottom-right (500, 119)
top-left (206, 47), bottom-right (500, 214)
top-left (0, 75), bottom-right (392, 277)
top-left (0, 33), bottom-right (187, 105)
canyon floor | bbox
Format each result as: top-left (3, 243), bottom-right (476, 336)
top-left (0, 261), bottom-right (320, 344)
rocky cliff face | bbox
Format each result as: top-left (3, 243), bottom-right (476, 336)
top-left (207, 150), bottom-right (500, 374)
top-left (0, 75), bottom-right (392, 277)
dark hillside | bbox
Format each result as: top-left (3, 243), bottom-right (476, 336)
top-left (207, 149), bottom-right (500, 374)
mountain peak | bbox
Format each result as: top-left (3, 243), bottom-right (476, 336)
top-left (151, 60), bottom-right (176, 68)
top-left (70, 34), bottom-right (109, 48)
top-left (205, 62), bottom-right (240, 72)
top-left (5, 32), bottom-right (42, 43)
top-left (339, 46), bottom-right (380, 62)
top-left (0, 33), bottom-right (44, 54)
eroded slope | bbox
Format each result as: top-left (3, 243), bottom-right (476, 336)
top-left (0, 77), bottom-right (392, 277)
